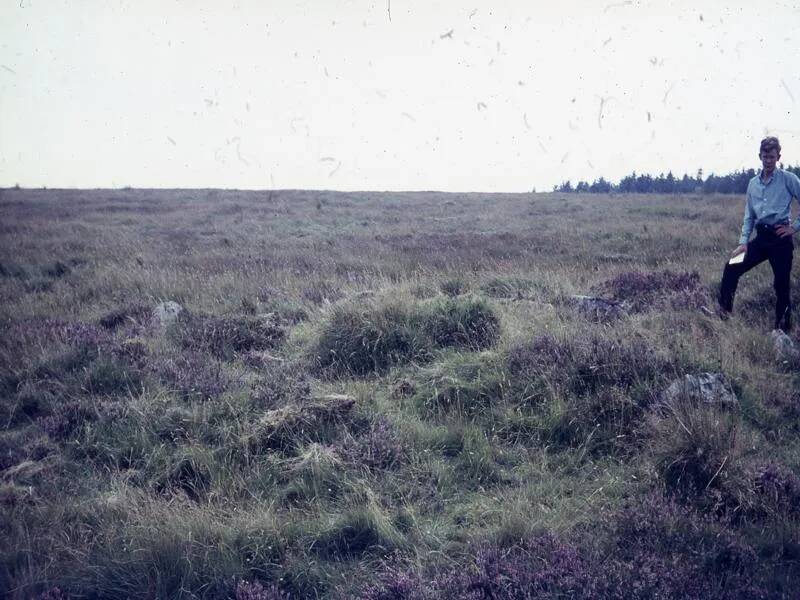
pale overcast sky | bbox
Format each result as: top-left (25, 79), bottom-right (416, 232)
top-left (1, 0), bottom-right (798, 192)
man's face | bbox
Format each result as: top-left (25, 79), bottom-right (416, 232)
top-left (759, 148), bottom-right (780, 172)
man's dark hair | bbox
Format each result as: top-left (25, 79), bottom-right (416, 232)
top-left (760, 136), bottom-right (781, 155)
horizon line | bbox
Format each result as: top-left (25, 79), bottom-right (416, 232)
top-left (0, 186), bottom-right (750, 196)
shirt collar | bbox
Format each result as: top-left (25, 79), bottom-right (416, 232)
top-left (759, 167), bottom-right (779, 184)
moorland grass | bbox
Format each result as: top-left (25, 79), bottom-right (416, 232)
top-left (1, 188), bottom-right (799, 598)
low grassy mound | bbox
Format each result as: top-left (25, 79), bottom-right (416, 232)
top-left (399, 330), bottom-right (693, 457)
top-left (27, 496), bottom-right (291, 600)
top-left (593, 269), bottom-right (709, 312)
top-left (424, 296), bottom-right (500, 350)
top-left (412, 352), bottom-right (506, 419)
top-left (170, 311), bottom-right (285, 361)
top-left (309, 303), bottom-right (430, 377)
top-left (309, 296), bottom-right (500, 377)
top-left (498, 332), bottom-right (675, 455)
top-left (338, 415), bottom-right (406, 471)
top-left (649, 397), bottom-right (745, 502)
top-left (647, 397), bottom-right (800, 531)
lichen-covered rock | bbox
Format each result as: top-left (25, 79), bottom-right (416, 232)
top-left (770, 329), bottom-right (799, 364)
top-left (568, 295), bottom-right (627, 322)
top-left (660, 372), bottom-right (738, 407)
top-left (152, 301), bottom-right (183, 328)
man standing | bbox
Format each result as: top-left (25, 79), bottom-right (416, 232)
top-left (718, 136), bottom-right (800, 332)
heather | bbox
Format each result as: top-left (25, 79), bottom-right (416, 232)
top-left (593, 269), bottom-right (710, 312)
top-left (1, 188), bottom-right (799, 598)
top-left (362, 496), bottom-right (768, 599)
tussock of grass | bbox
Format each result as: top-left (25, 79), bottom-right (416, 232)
top-left (439, 276), bottom-right (469, 297)
top-left (412, 352), bottom-right (506, 419)
top-left (313, 496), bottom-right (406, 559)
top-left (40, 496), bottom-right (291, 599)
top-left (278, 442), bottom-right (346, 504)
top-left (424, 296), bottom-right (501, 350)
top-left (309, 296), bottom-right (500, 378)
top-left (406, 420), bottom-right (465, 457)
top-left (153, 446), bottom-right (215, 501)
top-left (309, 302), bottom-right (431, 377)
top-left (454, 425), bottom-right (508, 488)
top-left (83, 355), bottom-right (145, 396)
top-left (649, 398), bottom-right (743, 493)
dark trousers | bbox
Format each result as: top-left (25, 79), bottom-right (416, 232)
top-left (719, 225), bottom-right (793, 331)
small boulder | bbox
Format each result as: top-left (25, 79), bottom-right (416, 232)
top-left (152, 301), bottom-right (183, 328)
top-left (568, 294), bottom-right (627, 321)
top-left (770, 329), bottom-right (800, 364)
top-left (660, 372), bottom-right (738, 407)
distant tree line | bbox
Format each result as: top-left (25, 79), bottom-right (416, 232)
top-left (552, 165), bottom-right (800, 194)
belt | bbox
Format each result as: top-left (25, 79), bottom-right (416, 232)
top-left (756, 222), bottom-right (787, 232)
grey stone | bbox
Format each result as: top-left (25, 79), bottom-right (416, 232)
top-left (313, 393), bottom-right (356, 405)
top-left (660, 372), bottom-right (738, 407)
top-left (568, 294), bottom-right (627, 321)
top-left (770, 329), bottom-right (800, 363)
top-left (152, 301), bottom-right (183, 328)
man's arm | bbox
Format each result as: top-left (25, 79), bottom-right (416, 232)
top-left (739, 188), bottom-right (755, 245)
top-left (786, 171), bottom-right (800, 233)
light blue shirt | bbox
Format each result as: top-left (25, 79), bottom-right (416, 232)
top-left (739, 168), bottom-right (800, 245)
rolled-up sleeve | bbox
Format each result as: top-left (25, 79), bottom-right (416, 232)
top-left (739, 190), bottom-right (755, 245)
top-left (786, 172), bottom-right (800, 233)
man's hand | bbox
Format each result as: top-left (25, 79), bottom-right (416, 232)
top-left (731, 244), bottom-right (747, 257)
top-left (775, 223), bottom-right (797, 238)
